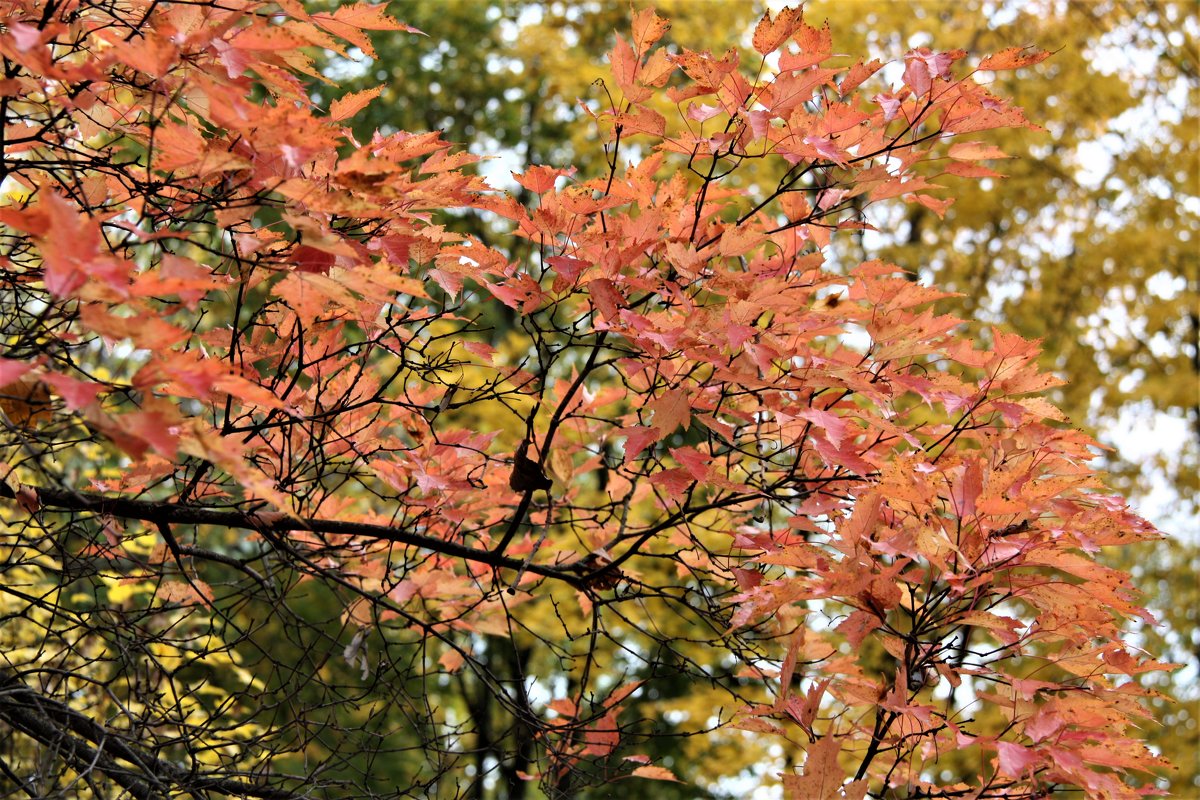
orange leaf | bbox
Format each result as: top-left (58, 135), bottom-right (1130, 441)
top-left (979, 46), bottom-right (1052, 72)
top-left (647, 388), bottom-right (691, 435)
top-left (752, 6), bottom-right (805, 56)
top-left (513, 165), bottom-right (575, 194)
top-left (610, 35), bottom-right (638, 90)
top-left (778, 20), bottom-right (833, 71)
top-left (630, 7), bottom-right (669, 57)
top-left (782, 736), bottom-right (864, 800)
top-left (630, 765), bottom-right (679, 782)
top-left (948, 141), bottom-right (1010, 160)
top-left (329, 87), bottom-right (381, 121)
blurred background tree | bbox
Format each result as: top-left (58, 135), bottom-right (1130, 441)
top-left (310, 0), bottom-right (1197, 793)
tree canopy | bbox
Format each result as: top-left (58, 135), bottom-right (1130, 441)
top-left (317, 1), bottom-right (1200, 788)
top-left (325, 1), bottom-right (1198, 518)
top-left (0, 2), bottom-right (1180, 799)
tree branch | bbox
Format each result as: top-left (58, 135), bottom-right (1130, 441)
top-left (0, 670), bottom-right (299, 800)
top-left (28, 487), bottom-right (583, 588)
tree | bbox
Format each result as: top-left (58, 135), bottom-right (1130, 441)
top-left (321, 1), bottom-right (1198, 517)
top-left (0, 3), bottom-right (1173, 799)
top-left (318, 2), bottom-right (1200, 789)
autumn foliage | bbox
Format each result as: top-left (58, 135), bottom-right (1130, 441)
top-left (0, 2), bottom-right (1174, 799)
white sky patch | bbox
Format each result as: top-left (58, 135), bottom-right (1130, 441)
top-left (1096, 404), bottom-right (1197, 543)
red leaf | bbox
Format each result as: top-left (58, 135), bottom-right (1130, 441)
top-left (546, 256), bottom-right (589, 288)
top-left (668, 47), bottom-right (739, 89)
top-left (327, 2), bottom-right (421, 31)
top-left (621, 425), bottom-right (660, 463)
top-left (803, 135), bottom-right (847, 165)
top-left (36, 192), bottom-right (130, 298)
top-left (612, 106), bottom-right (665, 137)
top-left (120, 409), bottom-right (182, 459)
top-left (996, 741), bottom-right (1038, 777)
top-left (293, 245), bottom-right (336, 274)
top-left (648, 468), bottom-right (693, 499)
top-left (811, 432), bottom-right (873, 476)
top-left (310, 4), bottom-right (423, 58)
top-left (669, 446), bottom-right (710, 481)
top-left (836, 609), bottom-right (878, 648)
top-left (903, 48), bottom-right (957, 97)
top-left (1025, 708), bottom-right (1066, 743)
top-left (950, 460), bottom-right (983, 519)
top-left (41, 373), bottom-right (102, 410)
top-left (587, 278), bottom-right (626, 321)
top-left (0, 359), bottom-right (32, 386)
top-left (796, 408), bottom-right (849, 449)
top-left (909, 193), bottom-right (955, 218)
top-left (7, 22), bottom-right (44, 52)
top-left (840, 59), bottom-right (883, 96)
top-left (782, 735), bottom-right (852, 800)
top-left (604, 681), bottom-right (643, 708)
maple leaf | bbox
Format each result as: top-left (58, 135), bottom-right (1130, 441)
top-left (778, 20), bottom-right (834, 71)
top-left (329, 86), bottom-right (382, 121)
top-left (903, 48), bottom-right (962, 97)
top-left (948, 141), bottom-right (1010, 160)
top-left (40, 373), bottom-right (103, 411)
top-left (978, 46), bottom-right (1053, 72)
top-left (513, 165), bottom-right (576, 194)
top-left (753, 7), bottom-right (805, 56)
top-left (0, 359), bottom-right (32, 386)
top-left (782, 736), bottom-right (868, 800)
top-left (630, 7), bottom-right (670, 57)
top-left (841, 59), bottom-right (884, 96)
top-left (996, 741), bottom-right (1039, 778)
top-left (621, 425), bottom-right (660, 463)
top-left (33, 192), bottom-right (130, 298)
top-left (630, 765), bottom-right (680, 782)
top-left (309, 4), bottom-right (423, 58)
top-left (609, 35), bottom-right (638, 92)
top-left (647, 387), bottom-right (691, 436)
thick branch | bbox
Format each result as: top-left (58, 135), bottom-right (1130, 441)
top-left (29, 487), bottom-right (583, 588)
